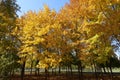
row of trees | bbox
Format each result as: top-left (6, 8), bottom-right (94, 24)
top-left (1, 0), bottom-right (120, 80)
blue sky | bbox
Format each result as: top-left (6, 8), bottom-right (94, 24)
top-left (17, 0), bottom-right (69, 17)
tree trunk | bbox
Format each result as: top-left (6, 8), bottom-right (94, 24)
top-left (109, 61), bottom-right (113, 80)
top-left (59, 66), bottom-right (61, 74)
top-left (93, 62), bottom-right (98, 80)
top-left (70, 64), bottom-right (72, 75)
top-left (35, 60), bottom-right (39, 76)
top-left (78, 64), bottom-right (81, 80)
top-left (52, 68), bottom-right (54, 75)
top-left (45, 68), bottom-right (48, 80)
top-left (38, 68), bottom-right (40, 75)
top-left (70, 64), bottom-right (73, 80)
top-left (91, 64), bottom-right (94, 72)
top-left (55, 68), bottom-right (56, 76)
top-left (103, 66), bottom-right (106, 73)
top-left (21, 61), bottom-right (25, 80)
top-left (30, 61), bottom-right (33, 75)
top-left (80, 64), bottom-right (83, 79)
top-left (66, 66), bottom-right (68, 77)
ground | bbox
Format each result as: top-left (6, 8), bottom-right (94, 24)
top-left (10, 73), bottom-right (120, 80)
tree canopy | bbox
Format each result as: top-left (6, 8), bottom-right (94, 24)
top-left (1, 0), bottom-right (120, 80)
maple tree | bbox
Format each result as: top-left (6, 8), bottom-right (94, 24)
top-left (57, 0), bottom-right (85, 77)
top-left (16, 6), bottom-right (63, 78)
top-left (79, 0), bottom-right (120, 65)
top-left (57, 0), bottom-right (120, 78)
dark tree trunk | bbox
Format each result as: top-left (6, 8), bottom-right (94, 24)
top-left (91, 64), bottom-right (94, 72)
top-left (101, 67), bottom-right (104, 80)
top-left (21, 61), bottom-right (25, 80)
top-left (55, 68), bottom-right (56, 76)
top-left (35, 60), bottom-right (39, 76)
top-left (30, 61), bottom-right (33, 75)
top-left (78, 64), bottom-right (81, 80)
top-left (93, 62), bottom-right (98, 80)
top-left (77, 61), bottom-right (83, 80)
top-left (35, 68), bottom-right (40, 76)
top-left (80, 64), bottom-right (83, 79)
top-left (69, 64), bottom-right (73, 80)
top-left (70, 64), bottom-right (72, 75)
top-left (59, 66), bottom-right (61, 74)
top-left (45, 68), bottom-right (49, 80)
top-left (66, 66), bottom-right (68, 77)
top-left (109, 61), bottom-right (113, 80)
top-left (103, 66), bottom-right (106, 73)
top-left (52, 68), bottom-right (54, 75)
top-left (38, 68), bottom-right (40, 75)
